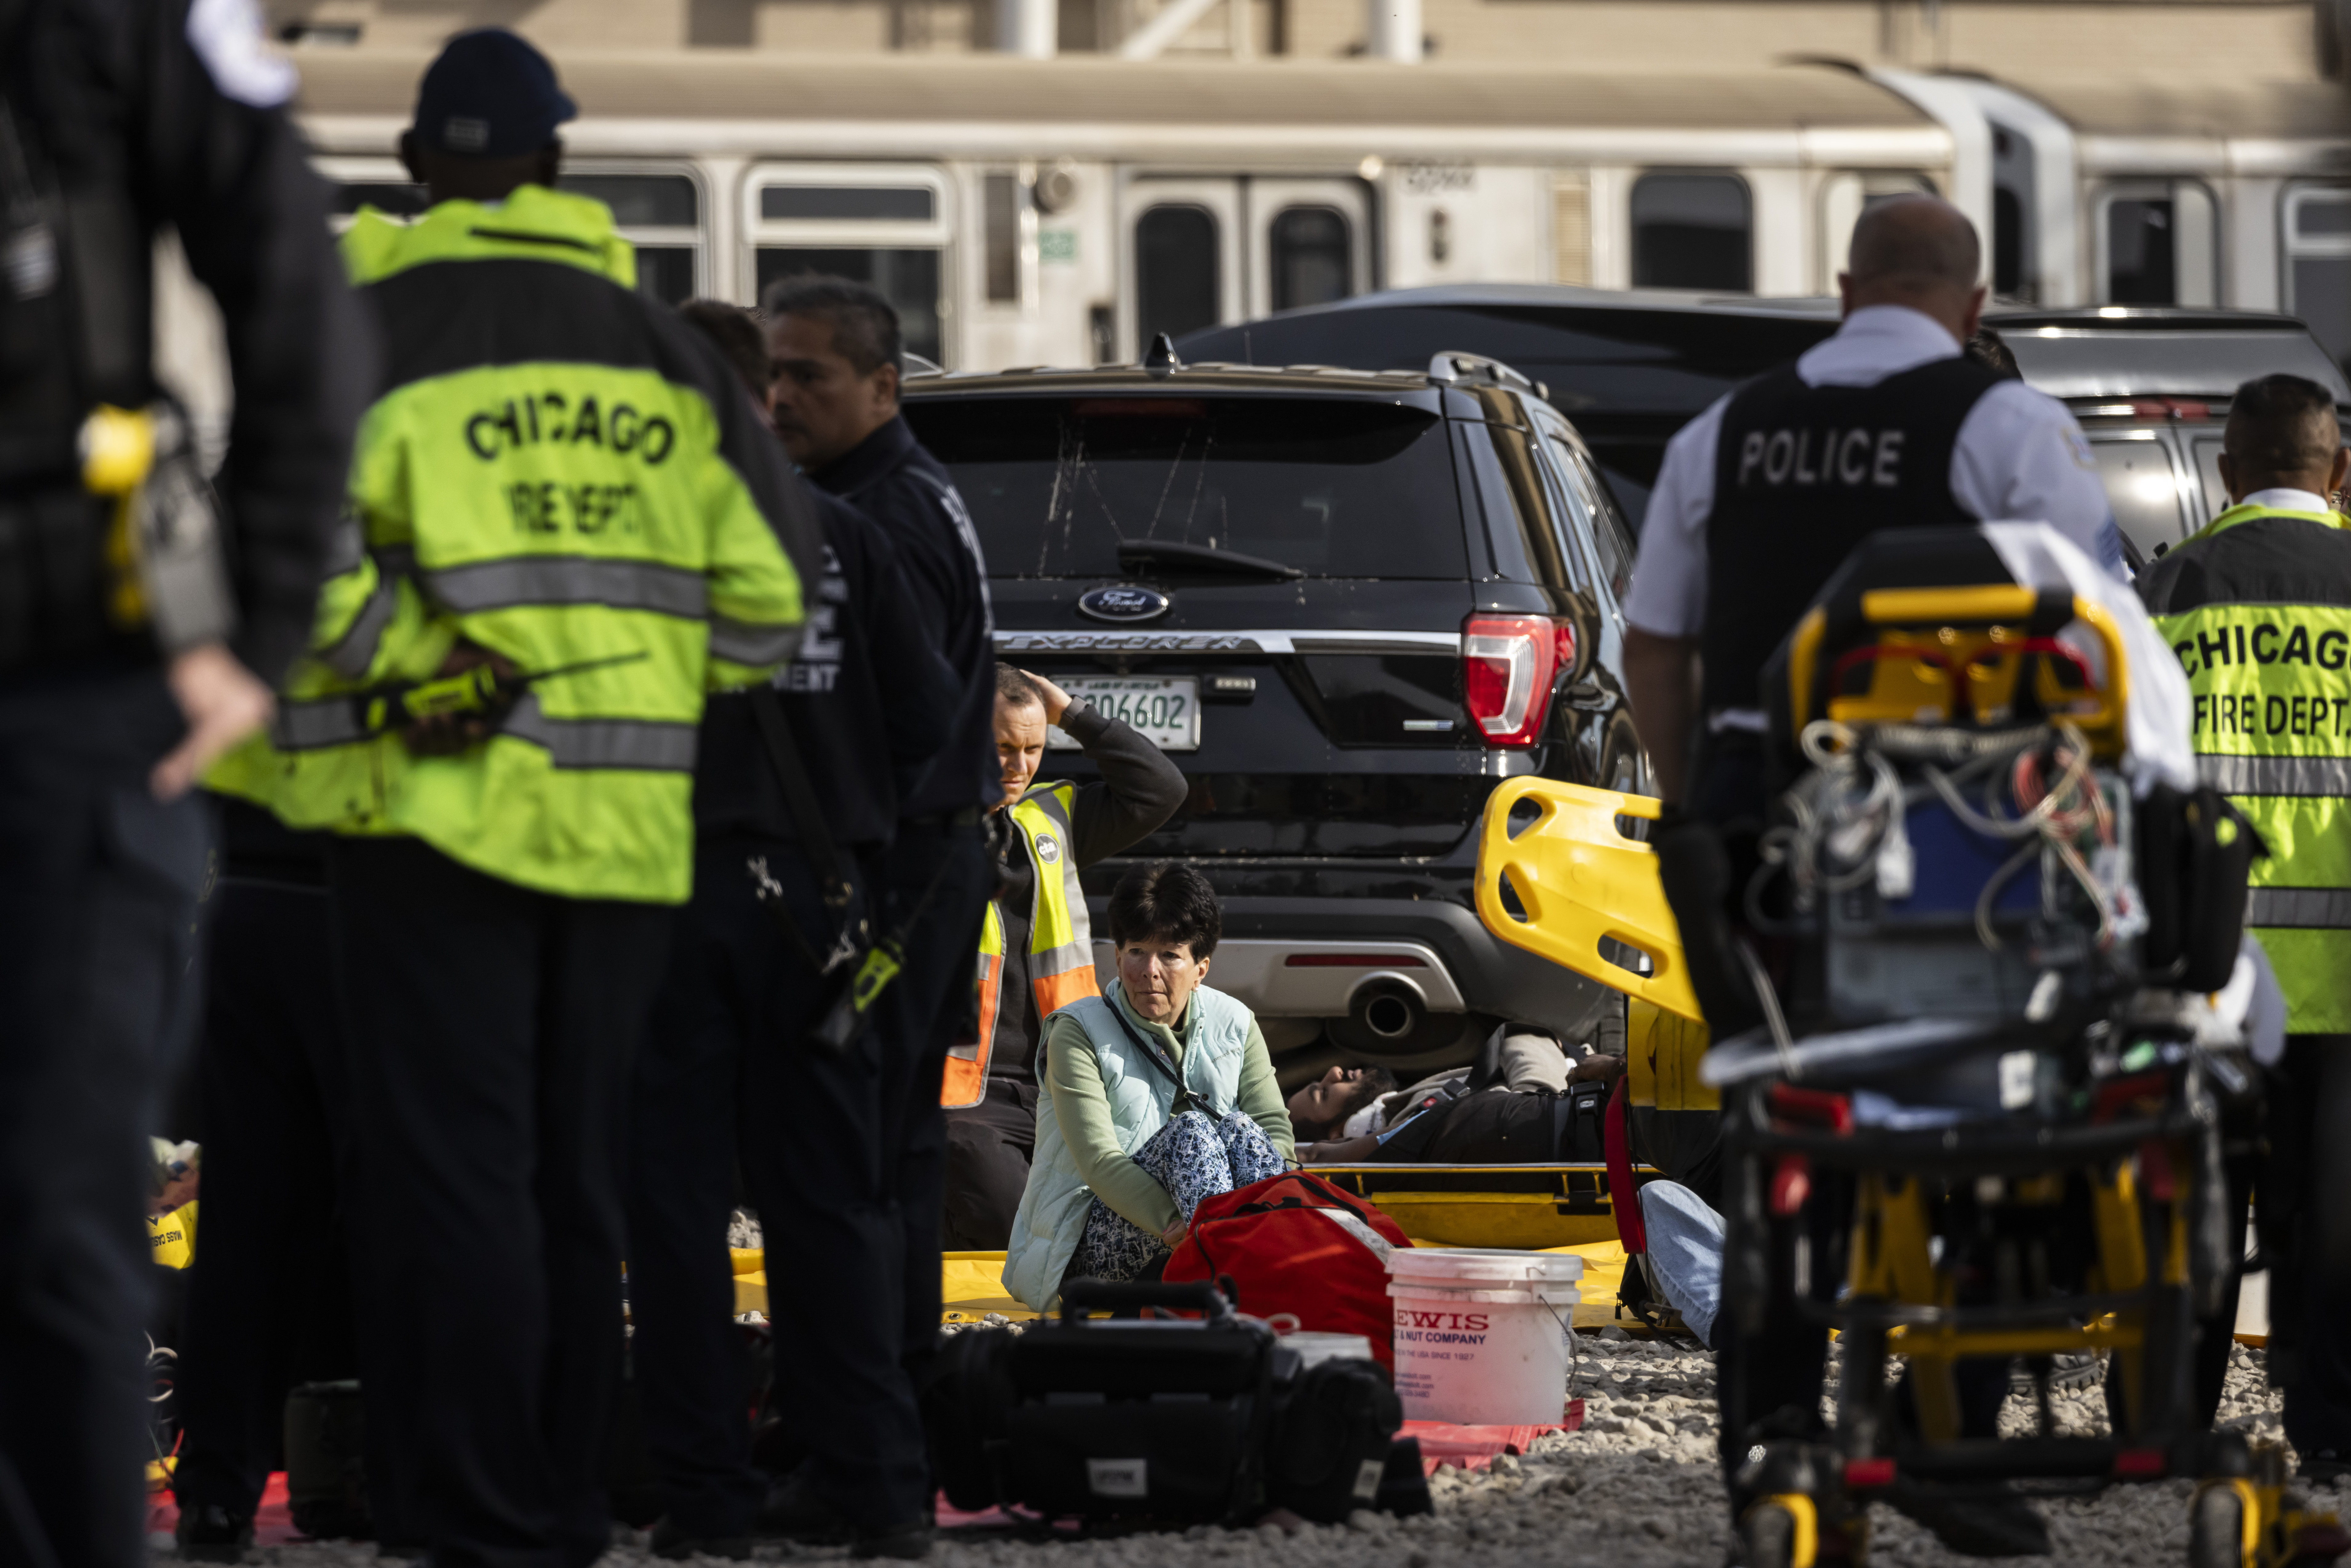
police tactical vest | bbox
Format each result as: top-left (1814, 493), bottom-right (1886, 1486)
top-left (0, 6), bottom-right (160, 671)
top-left (948, 780), bottom-right (1101, 1109)
top-left (2143, 501), bottom-right (2351, 1032)
top-left (1001, 983), bottom-right (1255, 1311)
top-left (1703, 357), bottom-right (2003, 713)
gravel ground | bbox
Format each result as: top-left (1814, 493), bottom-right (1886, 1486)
top-left (193, 1338), bottom-right (2344, 1568)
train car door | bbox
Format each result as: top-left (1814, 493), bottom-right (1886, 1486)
top-left (1122, 178), bottom-right (1245, 357)
top-left (1246, 178), bottom-right (1373, 320)
top-left (1120, 176), bottom-right (1372, 357)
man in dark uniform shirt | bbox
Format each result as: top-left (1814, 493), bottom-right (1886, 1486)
top-left (941, 667), bottom-right (1187, 1248)
top-left (759, 277), bottom-right (999, 1554)
top-left (626, 302), bottom-right (956, 1561)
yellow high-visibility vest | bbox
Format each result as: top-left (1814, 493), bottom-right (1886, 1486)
top-left (949, 782), bottom-right (1100, 1108)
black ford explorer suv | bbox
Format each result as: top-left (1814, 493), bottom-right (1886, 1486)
top-left (900, 348), bottom-right (1644, 1080)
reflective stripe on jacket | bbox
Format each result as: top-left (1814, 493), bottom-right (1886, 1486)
top-left (947, 781), bottom-right (1100, 1108)
top-left (2145, 499), bottom-right (2351, 1031)
top-left (1000, 984), bottom-right (1255, 1311)
top-left (208, 185), bottom-right (817, 903)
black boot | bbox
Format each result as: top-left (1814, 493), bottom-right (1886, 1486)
top-left (174, 1503), bottom-right (253, 1564)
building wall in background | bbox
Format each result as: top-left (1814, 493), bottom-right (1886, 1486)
top-left (265, 0), bottom-right (2321, 78)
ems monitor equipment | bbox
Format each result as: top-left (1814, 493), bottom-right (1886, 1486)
top-left (923, 1279), bottom-right (1416, 1527)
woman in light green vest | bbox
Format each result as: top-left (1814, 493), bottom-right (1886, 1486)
top-left (1001, 862), bottom-right (1294, 1308)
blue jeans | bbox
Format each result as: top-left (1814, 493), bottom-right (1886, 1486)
top-left (1639, 1179), bottom-right (1726, 1348)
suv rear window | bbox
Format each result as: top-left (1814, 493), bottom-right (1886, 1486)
top-left (908, 396), bottom-right (1467, 580)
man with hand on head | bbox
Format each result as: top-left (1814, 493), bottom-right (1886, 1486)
top-left (209, 37), bottom-right (819, 1568)
top-left (758, 276), bottom-right (996, 1553)
top-left (2139, 373), bottom-right (2351, 1486)
top-left (942, 665), bottom-right (1188, 1249)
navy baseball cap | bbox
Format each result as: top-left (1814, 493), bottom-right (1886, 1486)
top-left (412, 30), bottom-right (577, 158)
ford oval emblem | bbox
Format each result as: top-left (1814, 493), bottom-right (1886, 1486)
top-left (1077, 584), bottom-right (1171, 623)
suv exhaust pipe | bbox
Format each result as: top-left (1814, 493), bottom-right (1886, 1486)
top-left (1348, 977), bottom-right (1429, 1048)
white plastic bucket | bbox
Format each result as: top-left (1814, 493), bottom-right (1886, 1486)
top-left (1385, 1249), bottom-right (1582, 1425)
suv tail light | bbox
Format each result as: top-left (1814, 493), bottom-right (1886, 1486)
top-left (1462, 615), bottom-right (1575, 748)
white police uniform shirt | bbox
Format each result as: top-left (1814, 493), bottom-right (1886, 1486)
top-left (1624, 305), bottom-right (2124, 730)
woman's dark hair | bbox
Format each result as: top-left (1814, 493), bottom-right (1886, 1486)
top-left (677, 299), bottom-right (772, 401)
top-left (1964, 326), bottom-right (2021, 380)
top-left (1108, 861), bottom-right (1221, 959)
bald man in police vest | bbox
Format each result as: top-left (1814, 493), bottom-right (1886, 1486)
top-left (1621, 195), bottom-right (2121, 1559)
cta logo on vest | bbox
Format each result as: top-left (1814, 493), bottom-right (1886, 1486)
top-left (464, 393), bottom-right (677, 465)
top-left (1737, 427), bottom-right (1906, 490)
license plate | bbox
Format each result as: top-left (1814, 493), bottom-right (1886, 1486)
top-left (1048, 676), bottom-right (1199, 752)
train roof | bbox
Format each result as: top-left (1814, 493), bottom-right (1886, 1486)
top-left (1997, 74), bottom-right (2351, 143)
top-left (289, 52), bottom-right (1935, 133)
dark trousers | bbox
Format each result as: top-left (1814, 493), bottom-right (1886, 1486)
top-left (172, 876), bottom-right (358, 1525)
top-left (942, 1079), bottom-right (1038, 1251)
top-left (0, 668), bottom-right (208, 1568)
top-left (2265, 1034), bottom-right (2351, 1457)
top-left (327, 836), bottom-right (671, 1568)
top-left (628, 835), bottom-right (932, 1534)
top-left (873, 821), bottom-right (992, 1404)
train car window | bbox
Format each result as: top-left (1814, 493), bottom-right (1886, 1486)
top-left (2100, 182), bottom-right (2217, 308)
top-left (755, 248), bottom-right (942, 365)
top-left (334, 182), bottom-right (426, 217)
top-left (1630, 173), bottom-right (1751, 293)
top-left (2285, 186), bottom-right (2351, 379)
top-left (332, 173), bottom-right (704, 305)
top-left (562, 176), bottom-right (697, 227)
top-left (2088, 434), bottom-right (2189, 557)
top-left (1270, 206), bottom-right (1353, 313)
top-left (984, 174), bottom-right (1022, 305)
top-left (1820, 171), bottom-right (1936, 295)
top-left (1136, 205), bottom-right (1221, 354)
top-left (908, 396), bottom-right (1467, 580)
top-left (762, 186), bottom-right (934, 222)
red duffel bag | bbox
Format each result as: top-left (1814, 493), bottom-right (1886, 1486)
top-left (1163, 1171), bottom-right (1413, 1370)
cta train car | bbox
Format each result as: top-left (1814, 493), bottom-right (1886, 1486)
top-left (159, 54), bottom-right (2347, 403)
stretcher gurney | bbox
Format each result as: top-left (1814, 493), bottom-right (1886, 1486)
top-left (1467, 526), bottom-right (2343, 1568)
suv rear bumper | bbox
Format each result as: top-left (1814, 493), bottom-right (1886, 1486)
top-left (1080, 893), bottom-right (1611, 1046)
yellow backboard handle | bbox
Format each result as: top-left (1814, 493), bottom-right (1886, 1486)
top-left (1473, 776), bottom-right (1704, 1023)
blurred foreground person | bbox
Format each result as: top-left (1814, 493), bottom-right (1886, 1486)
top-left (759, 277), bottom-right (997, 1554)
top-left (940, 665), bottom-right (1186, 1249)
top-left (169, 805), bottom-right (361, 1558)
top-left (209, 34), bottom-right (818, 1568)
top-left (626, 301), bottom-right (956, 1559)
top-left (2140, 373), bottom-right (2351, 1483)
top-left (0, 6), bottom-right (366, 1566)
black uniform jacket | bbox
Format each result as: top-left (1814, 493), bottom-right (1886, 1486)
top-left (809, 415), bottom-right (996, 819)
top-left (1, 0), bottom-right (373, 686)
top-left (694, 490), bottom-right (959, 850)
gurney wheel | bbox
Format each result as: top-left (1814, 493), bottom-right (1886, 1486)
top-left (2188, 1480), bottom-right (2255, 1568)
